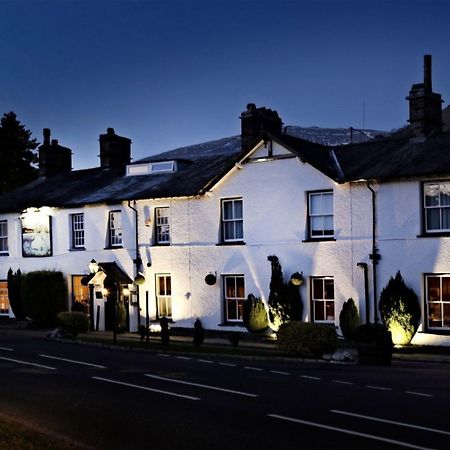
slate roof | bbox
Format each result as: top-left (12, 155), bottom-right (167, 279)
top-left (2, 128), bottom-right (450, 214)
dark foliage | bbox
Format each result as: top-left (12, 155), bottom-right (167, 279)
top-left (228, 332), bottom-right (240, 347)
top-left (57, 311), bottom-right (89, 337)
top-left (339, 298), bottom-right (360, 340)
top-left (21, 270), bottom-right (68, 326)
top-left (193, 318), bottom-right (205, 346)
top-left (354, 323), bottom-right (393, 365)
top-left (277, 321), bottom-right (338, 357)
top-left (0, 112), bottom-right (38, 195)
top-left (160, 316), bottom-right (170, 345)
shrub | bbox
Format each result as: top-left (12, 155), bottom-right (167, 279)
top-left (21, 270), bottom-right (68, 326)
top-left (229, 332), bottom-right (240, 347)
top-left (277, 321), bottom-right (338, 357)
top-left (160, 316), bottom-right (170, 345)
top-left (339, 298), bottom-right (360, 341)
top-left (193, 318), bottom-right (205, 346)
top-left (57, 311), bottom-right (89, 337)
top-left (243, 294), bottom-right (269, 333)
top-left (354, 323), bottom-right (393, 365)
top-left (379, 271), bottom-right (420, 345)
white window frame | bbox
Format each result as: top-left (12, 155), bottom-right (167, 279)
top-left (425, 274), bottom-right (450, 330)
top-left (156, 274), bottom-right (172, 318)
top-left (155, 207), bottom-right (170, 245)
top-left (221, 198), bottom-right (243, 243)
top-left (311, 276), bottom-right (335, 323)
top-left (108, 210), bottom-right (122, 247)
top-left (308, 191), bottom-right (334, 239)
top-left (0, 220), bottom-right (8, 255)
top-left (223, 275), bottom-right (245, 322)
top-left (423, 182), bottom-right (450, 233)
top-left (71, 213), bottom-right (85, 249)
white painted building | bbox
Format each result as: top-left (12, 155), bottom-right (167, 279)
top-left (1, 56), bottom-right (450, 345)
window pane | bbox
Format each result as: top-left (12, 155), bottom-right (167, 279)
top-left (424, 184), bottom-right (440, 206)
top-left (442, 278), bottom-right (450, 301)
top-left (227, 300), bottom-right (237, 320)
top-left (235, 220), bottom-right (243, 240)
top-left (314, 300), bottom-right (325, 321)
top-left (234, 200), bottom-right (243, 219)
top-left (444, 304), bottom-right (450, 327)
top-left (224, 221), bottom-right (234, 240)
top-left (223, 201), bottom-right (233, 219)
top-left (236, 277), bottom-right (245, 298)
top-left (426, 209), bottom-right (440, 230)
top-left (322, 193), bottom-right (333, 214)
top-left (440, 184), bottom-right (450, 205)
top-left (427, 277), bottom-right (440, 301)
top-left (310, 194), bottom-right (322, 214)
top-left (325, 301), bottom-right (335, 321)
top-left (428, 302), bottom-right (442, 327)
top-left (324, 279), bottom-right (334, 299)
top-left (311, 216), bottom-right (323, 235)
top-left (324, 216), bottom-right (334, 235)
top-left (225, 277), bottom-right (236, 297)
top-left (312, 279), bottom-right (323, 299)
top-left (442, 208), bottom-right (450, 229)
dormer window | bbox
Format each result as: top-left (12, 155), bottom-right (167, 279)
top-left (126, 161), bottom-right (176, 176)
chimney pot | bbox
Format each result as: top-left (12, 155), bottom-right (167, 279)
top-left (107, 127), bottom-right (115, 135)
top-left (247, 103), bottom-right (256, 111)
top-left (43, 128), bottom-right (51, 146)
top-left (51, 139), bottom-right (58, 146)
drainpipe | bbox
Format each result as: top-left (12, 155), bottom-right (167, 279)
top-left (127, 200), bottom-right (141, 327)
top-left (367, 181), bottom-right (380, 323)
top-left (357, 262), bottom-right (370, 324)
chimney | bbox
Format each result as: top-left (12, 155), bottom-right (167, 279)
top-left (99, 127), bottom-right (131, 169)
top-left (38, 129), bottom-right (72, 177)
top-left (406, 55), bottom-right (443, 139)
top-left (240, 103), bottom-right (283, 148)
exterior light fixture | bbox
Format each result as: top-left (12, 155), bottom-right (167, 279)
top-left (205, 273), bottom-right (217, 286)
top-left (134, 273), bottom-right (145, 285)
top-left (123, 287), bottom-right (130, 297)
top-left (290, 272), bottom-right (304, 286)
top-left (102, 288), bottom-right (109, 297)
top-left (88, 259), bottom-right (99, 274)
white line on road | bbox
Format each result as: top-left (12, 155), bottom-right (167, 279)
top-left (175, 356), bottom-right (192, 360)
top-left (332, 379), bottom-right (354, 385)
top-left (145, 373), bottom-right (258, 397)
top-left (244, 366), bottom-right (264, 371)
top-left (331, 409), bottom-right (450, 436)
top-left (0, 346), bottom-right (14, 351)
top-left (301, 375), bottom-right (321, 380)
top-left (197, 359), bottom-right (214, 364)
top-left (0, 356), bottom-right (56, 370)
top-left (92, 376), bottom-right (200, 401)
top-left (404, 391), bottom-right (434, 398)
top-left (219, 362), bottom-right (236, 367)
top-left (366, 385), bottom-right (392, 391)
top-left (270, 370), bottom-right (291, 375)
top-left (156, 353), bottom-right (170, 357)
top-left (268, 414), bottom-right (437, 450)
top-left (39, 354), bottom-right (106, 369)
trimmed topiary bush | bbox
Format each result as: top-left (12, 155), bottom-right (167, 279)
top-left (354, 323), bottom-right (393, 365)
top-left (57, 311), bottom-right (89, 337)
top-left (243, 294), bottom-right (269, 333)
top-left (193, 318), bottom-right (205, 346)
top-left (277, 321), bottom-right (338, 357)
top-left (21, 270), bottom-right (68, 326)
top-left (339, 298), bottom-right (360, 341)
top-left (379, 271), bottom-right (420, 345)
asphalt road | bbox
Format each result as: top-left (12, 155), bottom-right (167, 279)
top-left (1, 329), bottom-right (449, 450)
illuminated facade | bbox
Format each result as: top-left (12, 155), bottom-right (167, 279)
top-left (1, 56), bottom-right (450, 345)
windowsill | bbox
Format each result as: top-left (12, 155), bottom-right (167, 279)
top-left (216, 241), bottom-right (246, 246)
top-left (302, 237), bottom-right (336, 243)
top-left (218, 322), bottom-right (245, 327)
top-left (417, 233), bottom-right (450, 238)
top-left (104, 246), bottom-right (123, 250)
top-left (69, 247), bottom-right (86, 252)
top-left (153, 242), bottom-right (171, 246)
top-left (419, 329), bottom-right (450, 335)
top-left (0, 253), bottom-right (9, 257)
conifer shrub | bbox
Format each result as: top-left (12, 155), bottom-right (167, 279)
top-left (354, 323), bottom-right (393, 365)
top-left (339, 298), bottom-right (360, 341)
top-left (57, 311), bottom-right (89, 337)
top-left (160, 316), bottom-right (170, 345)
top-left (20, 270), bottom-right (68, 326)
top-left (242, 294), bottom-right (269, 333)
top-left (277, 321), bottom-right (338, 357)
top-left (193, 318), bottom-right (205, 346)
top-left (379, 271), bottom-right (420, 345)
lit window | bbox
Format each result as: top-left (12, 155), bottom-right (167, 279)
top-left (71, 275), bottom-right (90, 314)
top-left (156, 274), bottom-right (172, 318)
top-left (308, 191), bottom-right (334, 239)
top-left (311, 277), bottom-right (335, 323)
top-left (0, 220), bottom-right (8, 255)
top-left (0, 281), bottom-right (9, 315)
top-left (155, 207), bottom-right (170, 244)
top-left (71, 213), bottom-right (85, 249)
top-left (108, 211), bottom-right (122, 247)
top-left (424, 182), bottom-right (450, 232)
top-left (223, 275), bottom-right (245, 322)
top-left (221, 198), bottom-right (243, 242)
top-left (425, 275), bottom-right (450, 330)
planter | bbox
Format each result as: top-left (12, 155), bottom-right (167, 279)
top-left (358, 343), bottom-right (392, 366)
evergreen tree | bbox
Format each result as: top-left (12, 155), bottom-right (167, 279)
top-left (0, 112), bottom-right (38, 195)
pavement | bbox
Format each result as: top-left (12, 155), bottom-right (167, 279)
top-left (1, 320), bottom-right (450, 364)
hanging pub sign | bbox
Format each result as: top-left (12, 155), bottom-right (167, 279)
top-left (21, 208), bottom-right (52, 257)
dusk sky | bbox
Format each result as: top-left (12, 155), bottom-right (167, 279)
top-left (1, 0), bottom-right (449, 169)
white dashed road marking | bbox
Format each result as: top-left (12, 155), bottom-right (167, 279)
top-left (39, 354), bottom-right (106, 369)
top-left (0, 356), bottom-right (56, 370)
